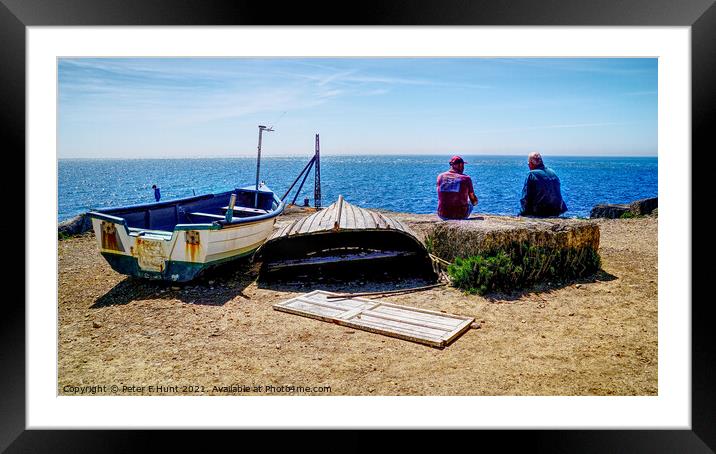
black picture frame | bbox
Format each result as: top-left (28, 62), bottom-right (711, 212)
top-left (5, 0), bottom-right (713, 450)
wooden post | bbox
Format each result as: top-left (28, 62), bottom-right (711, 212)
top-left (333, 194), bottom-right (344, 230)
top-left (225, 193), bottom-right (237, 222)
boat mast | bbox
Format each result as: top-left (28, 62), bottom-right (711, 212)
top-left (255, 124), bottom-right (273, 208)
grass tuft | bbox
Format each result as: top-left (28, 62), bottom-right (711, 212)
top-left (447, 242), bottom-right (601, 295)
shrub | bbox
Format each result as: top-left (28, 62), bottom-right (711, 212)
top-left (447, 242), bottom-right (601, 295)
top-left (620, 211), bottom-right (636, 219)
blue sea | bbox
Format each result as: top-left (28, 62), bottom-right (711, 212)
top-left (58, 155), bottom-right (657, 222)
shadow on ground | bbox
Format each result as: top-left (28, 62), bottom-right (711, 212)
top-left (482, 268), bottom-right (618, 302)
top-left (91, 259), bottom-right (258, 308)
top-left (256, 267), bottom-right (438, 296)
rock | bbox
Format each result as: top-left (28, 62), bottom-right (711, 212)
top-left (589, 204), bottom-right (630, 219)
top-left (92, 321), bottom-right (102, 328)
top-left (470, 322), bottom-right (482, 329)
top-left (58, 213), bottom-right (93, 237)
top-left (629, 197), bottom-right (658, 216)
top-left (590, 197), bottom-right (657, 218)
top-left (575, 284), bottom-right (582, 289)
top-left (420, 214), bottom-right (600, 266)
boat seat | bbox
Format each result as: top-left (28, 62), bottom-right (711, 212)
top-left (128, 228), bottom-right (174, 240)
top-left (189, 212), bottom-right (225, 220)
top-left (222, 206), bottom-right (269, 215)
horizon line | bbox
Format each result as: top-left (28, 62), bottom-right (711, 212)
top-left (58, 153), bottom-right (658, 160)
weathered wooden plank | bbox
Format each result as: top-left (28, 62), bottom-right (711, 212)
top-left (345, 203), bottom-right (356, 229)
top-left (271, 222), bottom-right (292, 240)
top-left (321, 203), bottom-right (336, 230)
top-left (369, 210), bottom-right (387, 229)
top-left (363, 306), bottom-right (455, 330)
top-left (293, 296), bottom-right (369, 311)
top-left (442, 319), bottom-right (474, 344)
top-left (339, 199), bottom-right (349, 229)
top-left (273, 290), bottom-right (473, 347)
top-left (349, 318), bottom-right (445, 345)
top-left (355, 313), bottom-right (448, 338)
top-left (289, 215), bottom-right (311, 236)
top-left (284, 300), bottom-right (345, 318)
top-left (369, 299), bottom-right (472, 320)
top-left (371, 306), bottom-right (463, 330)
top-left (297, 212), bottom-right (319, 234)
top-left (345, 204), bottom-right (358, 229)
top-left (306, 206), bottom-right (329, 232)
top-left (358, 205), bottom-right (376, 229)
top-left (378, 212), bottom-right (397, 230)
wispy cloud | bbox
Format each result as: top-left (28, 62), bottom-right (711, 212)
top-left (471, 121), bottom-right (635, 135)
top-left (58, 58), bottom-right (657, 158)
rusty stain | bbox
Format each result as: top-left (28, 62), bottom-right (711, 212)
top-left (185, 231), bottom-right (201, 262)
top-left (101, 221), bottom-right (123, 252)
top-left (185, 242), bottom-right (199, 262)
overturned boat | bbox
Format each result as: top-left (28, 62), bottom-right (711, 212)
top-left (88, 184), bottom-right (285, 282)
top-left (256, 195), bottom-right (433, 277)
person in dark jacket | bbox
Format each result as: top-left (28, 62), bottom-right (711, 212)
top-left (152, 184), bottom-right (161, 202)
top-left (519, 152), bottom-right (567, 217)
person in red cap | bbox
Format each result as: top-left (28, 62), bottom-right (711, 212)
top-left (436, 156), bottom-right (478, 220)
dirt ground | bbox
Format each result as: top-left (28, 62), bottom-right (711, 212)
top-left (57, 211), bottom-right (657, 396)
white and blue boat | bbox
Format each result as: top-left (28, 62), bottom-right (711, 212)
top-left (87, 125), bottom-right (285, 282)
top-left (87, 184), bottom-right (284, 282)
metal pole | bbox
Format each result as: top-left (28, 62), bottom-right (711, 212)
top-left (280, 155), bottom-right (315, 201)
top-left (254, 126), bottom-right (264, 208)
top-left (291, 159), bottom-right (315, 206)
top-left (314, 134), bottom-right (321, 208)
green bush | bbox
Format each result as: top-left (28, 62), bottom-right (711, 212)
top-left (447, 242), bottom-right (601, 295)
top-left (620, 211), bottom-right (636, 219)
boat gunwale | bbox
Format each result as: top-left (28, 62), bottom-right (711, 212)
top-left (86, 186), bottom-right (285, 236)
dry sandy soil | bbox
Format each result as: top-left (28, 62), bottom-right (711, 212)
top-left (58, 211), bottom-right (657, 396)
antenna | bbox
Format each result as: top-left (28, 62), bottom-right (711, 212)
top-left (268, 111), bottom-right (286, 130)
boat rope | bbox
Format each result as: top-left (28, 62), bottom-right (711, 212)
top-left (428, 253), bottom-right (452, 267)
top-left (326, 283), bottom-right (447, 299)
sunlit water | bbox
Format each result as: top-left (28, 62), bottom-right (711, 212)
top-left (58, 155), bottom-right (657, 221)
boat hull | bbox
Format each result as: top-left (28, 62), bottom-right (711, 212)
top-left (91, 217), bottom-right (276, 282)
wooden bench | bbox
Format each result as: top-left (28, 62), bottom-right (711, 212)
top-left (189, 212), bottom-right (225, 220)
top-left (222, 206), bottom-right (269, 215)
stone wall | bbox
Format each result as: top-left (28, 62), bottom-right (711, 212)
top-left (414, 215), bottom-right (600, 263)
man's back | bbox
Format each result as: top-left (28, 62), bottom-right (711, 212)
top-left (520, 166), bottom-right (567, 216)
top-left (437, 170), bottom-right (473, 219)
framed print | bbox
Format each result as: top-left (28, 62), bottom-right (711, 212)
top-left (5, 0), bottom-right (714, 450)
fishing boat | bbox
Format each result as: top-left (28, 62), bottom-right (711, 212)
top-left (87, 125), bottom-right (285, 282)
top-left (256, 195), bottom-right (434, 277)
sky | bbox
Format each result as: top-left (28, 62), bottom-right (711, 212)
top-left (58, 58), bottom-right (657, 158)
